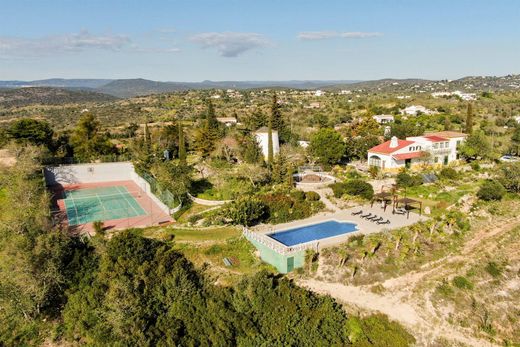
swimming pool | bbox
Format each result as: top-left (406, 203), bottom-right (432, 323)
top-left (268, 220), bottom-right (358, 247)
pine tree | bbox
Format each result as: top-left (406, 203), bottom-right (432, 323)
top-left (465, 103), bottom-right (474, 134)
top-left (178, 123), bottom-right (186, 163)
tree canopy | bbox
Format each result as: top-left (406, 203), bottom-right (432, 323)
top-left (309, 128), bottom-right (346, 165)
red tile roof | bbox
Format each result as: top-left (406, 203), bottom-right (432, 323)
top-left (368, 139), bottom-right (414, 154)
top-left (422, 135), bottom-right (447, 142)
top-left (392, 151), bottom-right (425, 160)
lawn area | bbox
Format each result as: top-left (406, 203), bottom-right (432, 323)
top-left (142, 225), bottom-right (241, 242)
top-left (175, 202), bottom-right (218, 223)
top-left (140, 225), bottom-right (273, 283)
top-left (191, 175), bottom-right (253, 201)
top-left (403, 181), bottom-right (483, 213)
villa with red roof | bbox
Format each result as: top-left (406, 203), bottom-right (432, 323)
top-left (367, 131), bottom-right (467, 172)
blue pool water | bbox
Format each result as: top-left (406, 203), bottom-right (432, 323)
top-left (268, 220), bottom-right (358, 247)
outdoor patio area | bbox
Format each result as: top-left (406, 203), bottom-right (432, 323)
top-left (250, 202), bottom-right (428, 249)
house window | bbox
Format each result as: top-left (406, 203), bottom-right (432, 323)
top-left (369, 155), bottom-right (382, 167)
top-left (434, 156), bottom-right (439, 163)
top-left (433, 143), bottom-right (438, 149)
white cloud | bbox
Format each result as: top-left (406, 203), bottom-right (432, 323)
top-left (0, 30), bottom-right (131, 57)
top-left (298, 31), bottom-right (382, 40)
top-left (190, 32), bottom-right (270, 57)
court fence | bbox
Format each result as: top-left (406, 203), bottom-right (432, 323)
top-left (140, 172), bottom-right (181, 211)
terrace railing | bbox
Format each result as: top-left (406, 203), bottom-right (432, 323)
top-left (243, 227), bottom-right (317, 255)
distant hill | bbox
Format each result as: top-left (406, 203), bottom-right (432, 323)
top-left (323, 75), bottom-right (520, 93)
top-left (0, 75), bottom-right (519, 98)
top-left (0, 79), bottom-right (112, 89)
top-left (0, 78), bottom-right (361, 98)
top-left (0, 87), bottom-right (117, 108)
top-left (97, 79), bottom-right (194, 98)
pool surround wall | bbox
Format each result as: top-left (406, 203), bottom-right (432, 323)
top-left (246, 219), bottom-right (360, 273)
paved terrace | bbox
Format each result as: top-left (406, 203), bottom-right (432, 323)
top-left (251, 203), bottom-right (427, 250)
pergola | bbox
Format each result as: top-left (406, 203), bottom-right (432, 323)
top-left (393, 197), bottom-right (423, 219)
top-left (371, 192), bottom-right (395, 212)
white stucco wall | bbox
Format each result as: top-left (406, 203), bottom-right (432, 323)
top-left (255, 131), bottom-right (280, 160)
top-left (44, 162), bottom-right (134, 185)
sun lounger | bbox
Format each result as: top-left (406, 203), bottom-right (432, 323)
top-left (351, 210), bottom-right (363, 216)
top-left (377, 219), bottom-right (390, 225)
top-left (372, 217), bottom-right (383, 223)
top-left (367, 215), bottom-right (379, 221)
top-left (361, 213), bottom-right (372, 218)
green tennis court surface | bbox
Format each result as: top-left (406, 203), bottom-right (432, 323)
top-left (64, 186), bottom-right (147, 226)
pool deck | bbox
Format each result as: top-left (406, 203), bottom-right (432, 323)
top-left (251, 203), bottom-right (427, 250)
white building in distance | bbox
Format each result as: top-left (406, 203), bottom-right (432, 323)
top-left (432, 90), bottom-right (477, 101)
top-left (372, 114), bottom-right (395, 124)
top-left (254, 127), bottom-right (280, 160)
top-left (216, 117), bottom-right (237, 126)
top-left (400, 105), bottom-right (435, 116)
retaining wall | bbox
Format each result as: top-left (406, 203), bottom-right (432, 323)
top-left (247, 237), bottom-right (305, 273)
top-left (188, 193), bottom-right (231, 206)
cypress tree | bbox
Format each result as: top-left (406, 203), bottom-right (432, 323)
top-left (270, 93), bottom-right (286, 142)
top-left (178, 123), bottom-right (186, 163)
top-left (267, 115), bottom-right (274, 166)
top-left (144, 122), bottom-right (151, 145)
top-left (444, 116), bottom-right (452, 131)
top-left (466, 103), bottom-right (474, 134)
top-left (206, 100), bottom-right (219, 130)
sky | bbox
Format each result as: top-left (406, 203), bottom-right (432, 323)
top-left (1, 0), bottom-right (519, 81)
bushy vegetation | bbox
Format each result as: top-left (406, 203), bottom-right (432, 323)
top-left (331, 180), bottom-right (374, 200)
top-left (396, 172), bottom-right (423, 188)
top-left (439, 167), bottom-right (459, 180)
top-left (222, 197), bottom-right (267, 226)
top-left (61, 231), bottom-right (414, 346)
top-left (477, 180), bottom-right (507, 201)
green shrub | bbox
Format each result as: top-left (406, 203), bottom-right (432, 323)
top-left (351, 314), bottom-right (416, 346)
top-left (485, 261), bottom-right (503, 278)
top-left (222, 197), bottom-right (267, 226)
top-left (187, 214), bottom-right (202, 224)
top-left (439, 167), bottom-right (459, 180)
top-left (305, 191), bottom-right (320, 201)
top-left (343, 179), bottom-right (374, 200)
top-left (396, 172), bottom-right (422, 188)
top-left (330, 180), bottom-right (374, 200)
top-left (92, 221), bottom-right (104, 234)
top-left (289, 190), bottom-right (306, 201)
top-left (470, 161), bottom-right (481, 171)
top-left (452, 276), bottom-right (474, 290)
top-left (259, 192), bottom-right (324, 224)
top-left (330, 182), bottom-right (347, 198)
top-left (477, 180), bottom-right (506, 201)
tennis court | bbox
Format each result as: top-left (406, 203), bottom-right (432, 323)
top-left (64, 186), bottom-right (147, 226)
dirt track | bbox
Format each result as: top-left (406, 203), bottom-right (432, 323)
top-left (299, 216), bottom-right (520, 346)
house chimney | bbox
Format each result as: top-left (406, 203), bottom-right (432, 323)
top-left (389, 136), bottom-right (399, 148)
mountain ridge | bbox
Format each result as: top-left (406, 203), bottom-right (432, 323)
top-left (0, 74), bottom-right (518, 98)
